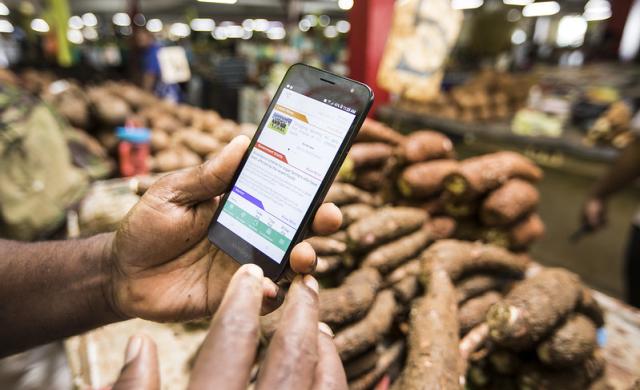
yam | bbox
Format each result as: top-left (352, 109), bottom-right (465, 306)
top-left (305, 236), bottom-right (347, 256)
top-left (421, 239), bottom-right (529, 283)
top-left (392, 266), bottom-right (461, 390)
top-left (314, 255), bottom-right (343, 276)
top-left (398, 159), bottom-right (459, 199)
top-left (347, 207), bottom-right (428, 251)
top-left (319, 267), bottom-right (382, 325)
top-left (344, 347), bottom-right (379, 380)
top-left (487, 268), bottom-right (582, 349)
top-left (213, 119), bottom-right (239, 142)
top-left (355, 118), bottom-right (405, 145)
top-left (577, 287), bottom-right (605, 328)
top-left (512, 213), bottom-right (545, 247)
top-left (151, 114), bottom-right (181, 133)
top-left (353, 169), bottom-right (386, 192)
top-left (400, 130), bottom-right (455, 163)
top-left (488, 349), bottom-right (522, 376)
top-left (444, 151), bottom-right (543, 200)
top-left (150, 129), bottom-right (170, 151)
top-left (93, 94), bottom-right (131, 126)
top-left (387, 259), bottom-right (420, 285)
top-left (392, 276), bottom-right (420, 303)
top-left (335, 290), bottom-right (397, 360)
top-left (362, 217), bottom-right (453, 272)
top-left (537, 313), bottom-right (597, 367)
top-left (340, 203), bottom-right (375, 227)
top-left (459, 291), bottom-right (502, 335)
top-left (347, 143), bottom-right (394, 169)
top-left (325, 183), bottom-right (378, 206)
top-left (456, 274), bottom-right (511, 304)
top-left (348, 341), bottom-right (405, 390)
top-left (178, 129), bottom-right (222, 156)
top-left (153, 148), bottom-right (202, 172)
top-left (480, 179), bottom-right (540, 226)
top-left (518, 349), bottom-right (605, 390)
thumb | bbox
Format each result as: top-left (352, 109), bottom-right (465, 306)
top-left (155, 135), bottom-right (250, 205)
top-left (112, 335), bottom-right (160, 390)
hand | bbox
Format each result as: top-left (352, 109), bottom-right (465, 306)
top-left (107, 136), bottom-right (342, 322)
top-left (581, 197), bottom-right (607, 231)
top-left (111, 265), bottom-right (347, 390)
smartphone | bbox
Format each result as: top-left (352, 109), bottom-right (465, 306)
top-left (208, 63), bottom-right (373, 280)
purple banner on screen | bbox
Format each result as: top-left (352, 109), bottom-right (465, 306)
top-left (232, 186), bottom-right (265, 210)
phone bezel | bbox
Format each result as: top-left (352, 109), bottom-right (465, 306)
top-left (207, 63), bottom-right (373, 280)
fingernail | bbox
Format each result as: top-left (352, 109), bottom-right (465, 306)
top-left (303, 274), bottom-right (319, 293)
top-left (318, 322), bottom-right (334, 337)
top-left (125, 336), bottom-right (142, 364)
top-left (244, 264), bottom-right (264, 279)
top-left (262, 278), bottom-right (279, 298)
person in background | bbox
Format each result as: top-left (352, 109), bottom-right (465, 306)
top-left (135, 29), bottom-right (182, 102)
top-left (581, 137), bottom-right (640, 307)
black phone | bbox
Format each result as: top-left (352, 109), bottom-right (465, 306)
top-left (207, 63), bottom-right (373, 280)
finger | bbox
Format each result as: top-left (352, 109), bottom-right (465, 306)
top-left (112, 335), bottom-right (160, 390)
top-left (289, 241), bottom-right (317, 275)
top-left (159, 135), bottom-right (250, 205)
top-left (312, 324), bottom-right (348, 390)
top-left (256, 275), bottom-right (320, 390)
top-left (190, 264), bottom-right (267, 390)
top-left (312, 203), bottom-right (342, 236)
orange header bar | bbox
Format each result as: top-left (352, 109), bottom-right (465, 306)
top-left (275, 104), bottom-right (308, 123)
top-left (256, 142), bottom-right (288, 164)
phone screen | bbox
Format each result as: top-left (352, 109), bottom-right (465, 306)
top-left (216, 85), bottom-right (357, 263)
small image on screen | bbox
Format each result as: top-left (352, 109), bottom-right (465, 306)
top-left (217, 87), bottom-right (356, 263)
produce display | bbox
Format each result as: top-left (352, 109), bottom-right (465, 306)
top-left (397, 70), bottom-right (536, 123)
top-left (585, 100), bottom-right (636, 149)
top-left (14, 69), bottom-right (256, 174)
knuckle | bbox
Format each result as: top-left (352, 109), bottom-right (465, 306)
top-left (217, 311), bottom-right (259, 338)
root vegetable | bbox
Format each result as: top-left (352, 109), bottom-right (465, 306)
top-left (213, 119), bottom-right (239, 142)
top-left (480, 179), bottom-right (540, 226)
top-left (325, 183), bottom-right (379, 206)
top-left (347, 207), bottom-right (428, 251)
top-left (153, 148), bottom-right (202, 172)
top-left (349, 341), bottom-right (405, 390)
top-left (345, 347), bottom-right (380, 380)
top-left (387, 259), bottom-right (420, 285)
top-left (362, 226), bottom-right (437, 273)
top-left (398, 160), bottom-right (459, 198)
top-left (347, 143), bottom-right (394, 169)
top-left (459, 291), bottom-right (502, 335)
top-left (93, 95), bottom-right (131, 126)
top-left (400, 130), bottom-right (455, 163)
top-left (150, 130), bottom-right (170, 151)
top-left (421, 239), bottom-right (529, 283)
top-left (335, 290), bottom-right (397, 360)
top-left (353, 169), bottom-right (386, 192)
top-left (178, 129), bottom-right (222, 156)
top-left (459, 323), bottom-right (489, 364)
top-left (488, 349), bottom-right (522, 376)
top-left (356, 118), bottom-right (405, 145)
top-left (444, 151), bottom-right (543, 200)
top-left (314, 255), bottom-right (343, 276)
top-left (392, 266), bottom-right (461, 390)
top-left (340, 204), bottom-right (375, 227)
top-left (151, 114), bottom-right (181, 133)
top-left (578, 288), bottom-right (605, 328)
top-left (518, 349), bottom-right (605, 390)
top-left (428, 216), bottom-right (457, 239)
top-left (508, 213), bottom-right (545, 249)
top-left (319, 268), bottom-right (382, 325)
top-left (305, 236), bottom-right (347, 255)
top-left (329, 230), bottom-right (348, 242)
top-left (456, 274), bottom-right (511, 304)
top-left (392, 276), bottom-right (420, 303)
top-left (487, 268), bottom-right (582, 349)
top-left (537, 313), bottom-right (597, 367)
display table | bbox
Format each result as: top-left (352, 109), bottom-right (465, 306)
top-left (64, 292), bottom-right (640, 389)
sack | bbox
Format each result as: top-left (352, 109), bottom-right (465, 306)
top-left (0, 85), bottom-right (88, 240)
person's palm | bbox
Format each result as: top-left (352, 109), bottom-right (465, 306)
top-left (109, 136), bottom-right (341, 322)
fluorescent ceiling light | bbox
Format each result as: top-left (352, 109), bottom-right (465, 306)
top-left (323, 25), bottom-right (337, 38)
top-left (556, 15), bottom-right (587, 47)
top-left (0, 3), bottom-right (9, 16)
top-left (503, 0), bottom-right (532, 5)
top-left (198, 0), bottom-right (238, 4)
top-left (511, 28), bottom-right (527, 44)
top-left (0, 19), bottom-right (13, 33)
top-left (146, 18), bottom-right (163, 32)
top-left (68, 15), bottom-right (83, 29)
top-left (190, 18), bottom-right (215, 31)
top-left (338, 0), bottom-right (353, 11)
top-left (253, 18), bottom-right (269, 32)
top-left (112, 12), bottom-right (130, 27)
top-left (267, 26), bottom-right (286, 40)
top-left (170, 22), bottom-right (191, 38)
top-left (67, 29), bottom-right (84, 44)
top-left (619, 0), bottom-right (640, 61)
top-left (583, 0), bottom-right (611, 21)
top-left (336, 20), bottom-right (350, 33)
top-left (82, 13), bottom-right (97, 27)
top-left (452, 0), bottom-right (484, 10)
top-left (522, 1), bottom-right (560, 17)
top-left (30, 18), bottom-right (49, 33)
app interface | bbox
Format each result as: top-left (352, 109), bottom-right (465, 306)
top-left (218, 87), bottom-right (356, 263)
